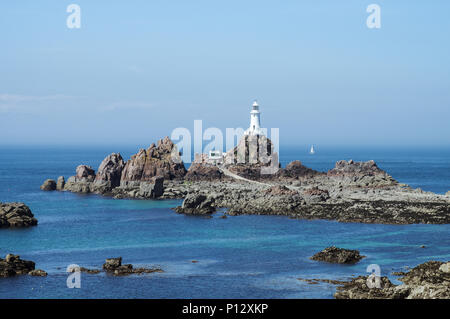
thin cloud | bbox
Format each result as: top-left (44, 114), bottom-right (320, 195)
top-left (0, 94), bottom-right (82, 113)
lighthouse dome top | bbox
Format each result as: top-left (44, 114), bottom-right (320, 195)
top-left (252, 100), bottom-right (259, 107)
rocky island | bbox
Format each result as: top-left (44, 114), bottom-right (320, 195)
top-left (0, 202), bottom-right (37, 228)
top-left (41, 135), bottom-right (450, 225)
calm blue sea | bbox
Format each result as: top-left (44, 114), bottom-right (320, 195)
top-left (0, 145), bottom-right (449, 299)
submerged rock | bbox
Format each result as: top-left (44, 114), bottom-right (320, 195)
top-left (102, 257), bottom-right (163, 276)
top-left (310, 246), bottom-right (365, 264)
top-left (0, 254), bottom-right (36, 277)
top-left (0, 202), bottom-right (37, 228)
top-left (40, 179), bottom-right (56, 191)
top-left (28, 269), bottom-right (47, 277)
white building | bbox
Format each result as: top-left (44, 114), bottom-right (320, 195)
top-left (244, 100), bottom-right (265, 136)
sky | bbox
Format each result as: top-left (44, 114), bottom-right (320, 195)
top-left (0, 0), bottom-right (449, 147)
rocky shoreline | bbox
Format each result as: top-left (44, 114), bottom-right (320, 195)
top-left (0, 254), bottom-right (46, 277)
top-left (40, 136), bottom-right (450, 225)
top-left (334, 260), bottom-right (450, 299)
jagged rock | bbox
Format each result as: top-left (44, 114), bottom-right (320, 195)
top-left (75, 165), bottom-right (96, 182)
top-left (0, 202), bottom-right (37, 228)
top-left (29, 269), bottom-right (47, 276)
top-left (310, 246), bottom-right (365, 264)
top-left (40, 179), bottom-right (56, 191)
top-left (281, 160), bottom-right (322, 179)
top-left (56, 176), bottom-right (65, 190)
top-left (0, 254), bottom-right (36, 277)
top-left (335, 260), bottom-right (450, 299)
top-left (174, 193), bottom-right (216, 215)
top-left (185, 163), bottom-right (224, 181)
top-left (224, 135), bottom-right (279, 180)
top-left (102, 257), bottom-right (163, 276)
top-left (121, 137), bottom-right (186, 183)
top-left (95, 153), bottom-right (125, 188)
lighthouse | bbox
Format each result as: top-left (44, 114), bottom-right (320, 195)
top-left (244, 100), bottom-right (265, 136)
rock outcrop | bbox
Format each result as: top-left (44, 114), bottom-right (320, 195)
top-left (327, 160), bottom-right (397, 187)
top-left (335, 260), bottom-right (450, 299)
top-left (40, 179), bottom-right (56, 191)
top-left (303, 187), bottom-right (330, 203)
top-left (281, 160), bottom-right (323, 179)
top-left (185, 163), bottom-right (224, 181)
top-left (174, 193), bottom-right (216, 215)
top-left (310, 246), bottom-right (365, 264)
top-left (56, 176), bottom-right (65, 190)
top-left (75, 165), bottom-right (96, 182)
top-left (0, 254), bottom-right (37, 277)
top-left (121, 137), bottom-right (186, 183)
top-left (224, 135), bottom-right (279, 180)
top-left (0, 202), bottom-right (37, 228)
top-left (102, 257), bottom-right (163, 276)
top-left (95, 153), bottom-right (125, 188)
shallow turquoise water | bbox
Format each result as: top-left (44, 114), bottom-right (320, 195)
top-left (0, 146), bottom-right (449, 298)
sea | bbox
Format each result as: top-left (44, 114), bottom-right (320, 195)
top-left (0, 145), bottom-right (449, 298)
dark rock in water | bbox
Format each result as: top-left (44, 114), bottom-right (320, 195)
top-left (310, 246), bottom-right (365, 264)
top-left (0, 254), bottom-right (36, 277)
top-left (102, 257), bottom-right (163, 276)
top-left (0, 202), bottom-right (38, 228)
top-left (95, 153), bottom-right (125, 188)
top-left (335, 260), bottom-right (450, 299)
top-left (103, 257), bottom-right (122, 271)
top-left (121, 136), bottom-right (187, 182)
top-left (40, 179), bottom-right (56, 191)
top-left (174, 193), bottom-right (216, 215)
top-left (28, 269), bottom-right (47, 276)
top-left (56, 176), bottom-right (65, 191)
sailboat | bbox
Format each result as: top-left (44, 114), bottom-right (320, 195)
top-left (310, 145), bottom-right (315, 155)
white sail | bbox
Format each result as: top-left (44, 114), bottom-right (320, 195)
top-left (310, 145), bottom-right (315, 154)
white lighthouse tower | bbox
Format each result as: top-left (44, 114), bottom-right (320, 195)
top-left (244, 100), bottom-right (265, 136)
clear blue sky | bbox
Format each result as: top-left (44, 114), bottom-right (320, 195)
top-left (0, 0), bottom-right (449, 147)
